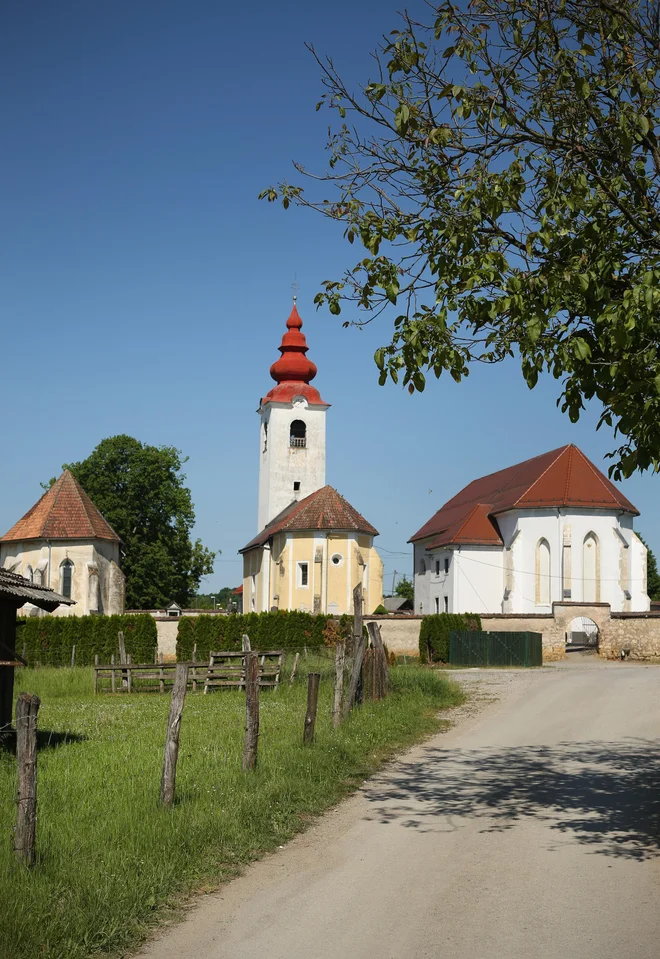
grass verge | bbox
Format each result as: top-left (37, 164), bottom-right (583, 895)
top-left (1, 657), bottom-right (463, 959)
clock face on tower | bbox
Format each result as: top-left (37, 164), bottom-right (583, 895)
top-left (292, 395), bottom-right (309, 409)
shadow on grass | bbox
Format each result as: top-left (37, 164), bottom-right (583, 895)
top-left (0, 729), bottom-right (87, 753)
top-left (363, 738), bottom-right (660, 860)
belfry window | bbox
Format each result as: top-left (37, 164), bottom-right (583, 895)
top-left (61, 559), bottom-right (74, 599)
top-left (290, 420), bottom-right (307, 448)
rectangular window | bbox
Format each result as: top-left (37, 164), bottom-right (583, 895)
top-left (444, 595), bottom-right (449, 613)
top-left (435, 560), bottom-right (440, 576)
top-left (298, 562), bottom-right (309, 587)
top-left (293, 481), bottom-right (301, 491)
top-left (434, 596), bottom-right (440, 614)
top-left (444, 558), bottom-right (450, 574)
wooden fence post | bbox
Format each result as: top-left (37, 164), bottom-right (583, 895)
top-left (111, 653), bottom-right (116, 693)
top-left (289, 651), bottom-right (300, 685)
top-left (303, 673), bottom-right (320, 745)
top-left (94, 654), bottom-right (99, 694)
top-left (70, 645), bottom-right (76, 668)
top-left (367, 621), bottom-right (391, 699)
top-left (15, 693), bottom-right (40, 866)
top-left (242, 651), bottom-right (259, 772)
top-left (118, 631), bottom-right (128, 690)
top-left (343, 584), bottom-right (366, 718)
top-left (160, 664), bottom-right (189, 807)
top-left (241, 634), bottom-right (251, 652)
top-left (332, 641), bottom-right (345, 728)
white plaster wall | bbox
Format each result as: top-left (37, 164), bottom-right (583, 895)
top-left (0, 538), bottom-right (124, 615)
top-left (454, 547), bottom-right (504, 613)
top-left (257, 399), bottom-right (327, 530)
top-left (630, 531), bottom-right (650, 610)
top-left (424, 549), bottom-right (454, 615)
top-left (503, 509), bottom-right (646, 613)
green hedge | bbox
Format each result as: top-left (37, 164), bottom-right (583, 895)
top-left (17, 614), bottom-right (158, 667)
top-left (176, 611), bottom-right (353, 662)
top-left (419, 613), bottom-right (482, 664)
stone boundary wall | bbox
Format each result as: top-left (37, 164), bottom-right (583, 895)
top-left (151, 607), bottom-right (660, 663)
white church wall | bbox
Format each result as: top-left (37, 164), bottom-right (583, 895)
top-left (454, 547), bottom-right (504, 614)
top-left (630, 531), bottom-right (650, 611)
top-left (257, 399), bottom-right (327, 530)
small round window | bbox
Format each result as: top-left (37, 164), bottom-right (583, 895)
top-left (331, 553), bottom-right (344, 567)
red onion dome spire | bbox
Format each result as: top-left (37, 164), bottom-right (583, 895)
top-left (262, 302), bottom-right (329, 407)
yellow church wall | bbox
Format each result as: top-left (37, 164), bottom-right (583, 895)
top-left (244, 531), bottom-right (383, 615)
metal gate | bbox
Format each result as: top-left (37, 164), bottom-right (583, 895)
top-left (449, 631), bottom-right (543, 667)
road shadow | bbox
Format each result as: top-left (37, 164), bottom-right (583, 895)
top-left (363, 738), bottom-right (660, 860)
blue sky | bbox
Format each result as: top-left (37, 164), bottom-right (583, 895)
top-left (3, 0), bottom-right (659, 594)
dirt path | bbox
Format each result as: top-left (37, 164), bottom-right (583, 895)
top-left (138, 662), bottom-right (660, 959)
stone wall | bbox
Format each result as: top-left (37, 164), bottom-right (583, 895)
top-left (152, 606), bottom-right (660, 663)
top-left (364, 615), bottom-right (421, 656)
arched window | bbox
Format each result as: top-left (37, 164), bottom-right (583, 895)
top-left (290, 420), bottom-right (307, 448)
top-left (24, 565), bottom-right (33, 584)
top-left (60, 559), bottom-right (74, 599)
top-left (535, 539), bottom-right (551, 605)
top-left (583, 532), bottom-right (600, 602)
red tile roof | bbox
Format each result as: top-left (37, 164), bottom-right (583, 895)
top-left (410, 445), bottom-right (638, 548)
top-left (1, 470), bottom-right (121, 544)
top-left (241, 485), bottom-right (378, 552)
top-left (262, 304), bottom-right (329, 408)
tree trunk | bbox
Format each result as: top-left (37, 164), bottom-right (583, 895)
top-left (343, 584), bottom-right (365, 717)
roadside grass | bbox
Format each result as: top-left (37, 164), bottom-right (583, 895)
top-left (1, 655), bottom-right (463, 959)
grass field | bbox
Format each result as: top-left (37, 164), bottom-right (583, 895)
top-left (1, 654), bottom-right (463, 959)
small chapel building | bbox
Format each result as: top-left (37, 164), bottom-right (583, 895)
top-left (1, 470), bottom-right (125, 616)
top-left (240, 302), bottom-right (383, 615)
top-left (410, 445), bottom-right (649, 616)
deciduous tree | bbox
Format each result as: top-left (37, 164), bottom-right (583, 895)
top-left (262, 0), bottom-right (660, 478)
top-left (66, 435), bottom-right (215, 609)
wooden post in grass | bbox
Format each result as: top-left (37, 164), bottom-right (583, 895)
top-left (94, 654), bottom-right (99, 694)
top-left (289, 651), bottom-right (300, 685)
top-left (70, 644), bottom-right (76, 668)
top-left (111, 654), bottom-right (116, 693)
top-left (118, 631), bottom-right (128, 690)
top-left (303, 673), bottom-right (320, 745)
top-left (332, 641), bottom-right (345, 728)
top-left (343, 584), bottom-right (366, 718)
top-left (241, 633), bottom-right (251, 652)
top-left (242, 651), bottom-right (259, 772)
top-left (367, 621), bottom-right (391, 699)
top-left (160, 664), bottom-right (189, 807)
top-left (15, 693), bottom-right (40, 866)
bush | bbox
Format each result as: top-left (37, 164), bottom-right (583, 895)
top-left (176, 611), bottom-right (354, 661)
top-left (17, 614), bottom-right (158, 667)
top-left (419, 613), bottom-right (482, 664)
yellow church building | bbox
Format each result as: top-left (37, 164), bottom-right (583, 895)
top-left (240, 301), bottom-right (383, 615)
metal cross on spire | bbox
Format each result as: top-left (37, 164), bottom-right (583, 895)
top-left (292, 277), bottom-right (299, 302)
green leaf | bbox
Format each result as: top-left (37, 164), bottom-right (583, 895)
top-left (573, 337), bottom-right (591, 361)
top-left (394, 103), bottom-right (410, 133)
top-left (527, 316), bottom-right (542, 344)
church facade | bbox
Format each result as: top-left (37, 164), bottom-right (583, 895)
top-left (1, 470), bottom-right (125, 616)
top-left (240, 302), bottom-right (383, 615)
top-left (411, 445), bottom-right (649, 616)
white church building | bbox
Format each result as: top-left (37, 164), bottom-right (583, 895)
top-left (410, 445), bottom-right (649, 616)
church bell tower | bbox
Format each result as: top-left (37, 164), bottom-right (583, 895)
top-left (257, 301), bottom-right (330, 531)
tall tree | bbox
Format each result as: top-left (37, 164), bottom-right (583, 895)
top-left (66, 435), bottom-right (215, 608)
top-left (262, 1), bottom-right (660, 478)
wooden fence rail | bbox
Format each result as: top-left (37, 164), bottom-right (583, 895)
top-left (94, 652), bottom-right (284, 694)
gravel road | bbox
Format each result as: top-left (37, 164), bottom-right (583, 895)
top-left (139, 661), bottom-right (660, 959)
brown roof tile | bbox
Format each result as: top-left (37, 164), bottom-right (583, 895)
top-left (1, 470), bottom-right (120, 544)
top-left (0, 568), bottom-right (74, 610)
top-left (240, 486), bottom-right (378, 552)
top-left (410, 445), bottom-right (638, 548)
